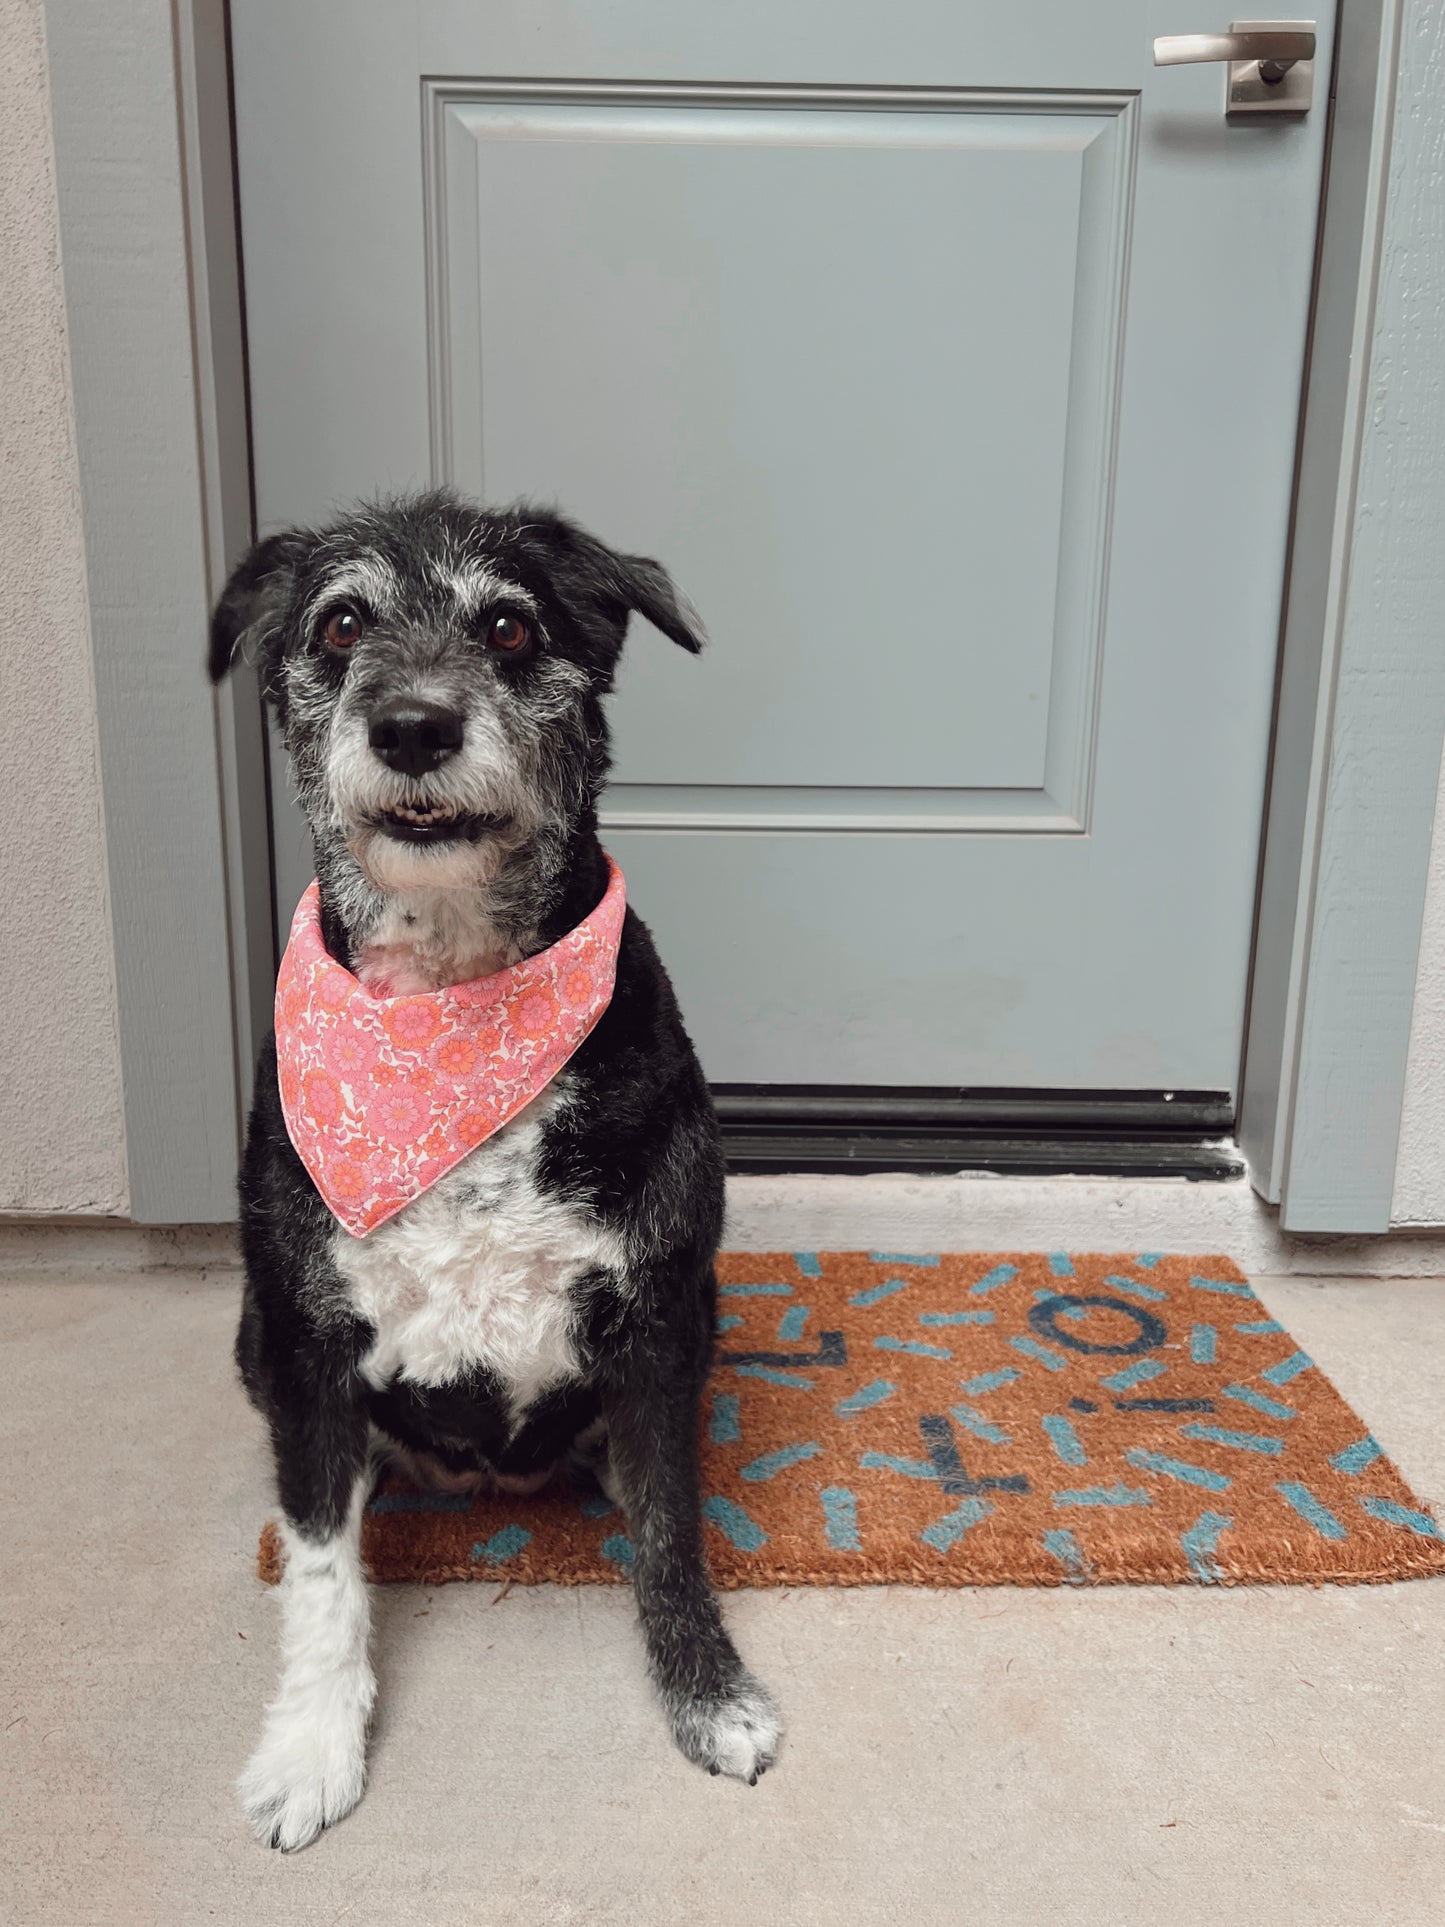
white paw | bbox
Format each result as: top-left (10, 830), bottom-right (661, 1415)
top-left (238, 1670), bottom-right (374, 1851)
top-left (673, 1673), bottom-right (782, 1785)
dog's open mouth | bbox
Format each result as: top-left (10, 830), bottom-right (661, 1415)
top-left (370, 804), bottom-right (503, 845)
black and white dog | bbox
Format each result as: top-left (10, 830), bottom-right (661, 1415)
top-left (210, 491), bottom-right (779, 1850)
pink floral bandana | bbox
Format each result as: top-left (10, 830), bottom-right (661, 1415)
top-left (274, 859), bottom-right (626, 1238)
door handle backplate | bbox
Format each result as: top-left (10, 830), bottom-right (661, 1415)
top-left (1153, 18), bottom-right (1316, 117)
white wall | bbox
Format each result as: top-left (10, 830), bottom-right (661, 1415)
top-left (0, 0), bottom-right (127, 1215)
top-left (1394, 758), bottom-right (1445, 1224)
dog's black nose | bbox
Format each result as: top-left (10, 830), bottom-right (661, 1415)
top-left (368, 697), bottom-right (464, 778)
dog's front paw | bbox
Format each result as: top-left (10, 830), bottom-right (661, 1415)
top-left (669, 1671), bottom-right (782, 1785)
top-left (238, 1672), bottom-right (373, 1850)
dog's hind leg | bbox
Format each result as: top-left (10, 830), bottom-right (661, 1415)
top-left (238, 1393), bottom-right (376, 1851)
top-left (602, 1357), bottom-right (781, 1784)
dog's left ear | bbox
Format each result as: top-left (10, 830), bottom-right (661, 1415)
top-left (602, 548), bottom-right (707, 655)
top-left (208, 529), bottom-right (312, 688)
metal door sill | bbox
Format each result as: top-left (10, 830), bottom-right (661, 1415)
top-left (712, 1086), bottom-right (1245, 1182)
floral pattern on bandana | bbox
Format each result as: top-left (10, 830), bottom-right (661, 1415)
top-left (274, 858), bottom-right (625, 1238)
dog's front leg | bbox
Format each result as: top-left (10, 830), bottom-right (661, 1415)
top-left (603, 1363), bottom-right (781, 1784)
top-left (239, 1394), bottom-right (375, 1850)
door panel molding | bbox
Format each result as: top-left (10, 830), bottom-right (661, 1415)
top-left (423, 80), bottom-right (1138, 836)
top-left (597, 782), bottom-right (1081, 834)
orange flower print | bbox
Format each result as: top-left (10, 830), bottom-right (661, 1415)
top-left (516, 986), bottom-right (559, 1038)
top-left (370, 1061), bottom-right (400, 1086)
top-left (302, 1068), bottom-right (344, 1126)
top-left (384, 999), bottom-right (443, 1050)
top-left (562, 963), bottom-right (597, 1008)
top-left (368, 1083), bottom-right (430, 1141)
top-left (279, 1064), bottom-right (301, 1110)
top-left (329, 1159), bottom-right (368, 1201)
top-left (435, 1034), bottom-right (483, 1078)
top-left (322, 1025), bottom-right (380, 1080)
top-left (454, 1107), bottom-right (499, 1149)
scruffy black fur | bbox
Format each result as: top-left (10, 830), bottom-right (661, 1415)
top-left (212, 492), bottom-right (778, 1850)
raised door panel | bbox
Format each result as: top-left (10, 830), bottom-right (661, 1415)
top-left (431, 86), bottom-right (1134, 832)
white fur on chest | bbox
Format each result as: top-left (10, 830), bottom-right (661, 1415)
top-left (331, 1088), bottom-right (625, 1420)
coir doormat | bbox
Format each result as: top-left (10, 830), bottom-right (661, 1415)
top-left (258, 1253), bottom-right (1445, 1589)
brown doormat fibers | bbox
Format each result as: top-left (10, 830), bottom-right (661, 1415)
top-left (257, 1252), bottom-right (1445, 1590)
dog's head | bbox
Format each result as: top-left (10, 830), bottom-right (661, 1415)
top-left (210, 492), bottom-right (703, 902)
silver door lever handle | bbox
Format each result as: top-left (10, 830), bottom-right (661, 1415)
top-left (1153, 28), bottom-right (1315, 82)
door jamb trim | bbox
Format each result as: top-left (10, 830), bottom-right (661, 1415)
top-left (1239, 0), bottom-right (1445, 1232)
top-left (43, 0), bottom-right (269, 1221)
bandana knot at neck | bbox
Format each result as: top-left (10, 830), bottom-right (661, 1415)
top-left (275, 858), bottom-right (626, 1237)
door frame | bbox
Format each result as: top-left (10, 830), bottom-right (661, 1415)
top-left (43, 0), bottom-right (1444, 1229)
top-left (1237, 0), bottom-right (1445, 1232)
top-left (45, 0), bottom-right (268, 1223)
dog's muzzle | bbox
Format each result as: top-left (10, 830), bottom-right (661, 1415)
top-left (360, 696), bottom-right (508, 843)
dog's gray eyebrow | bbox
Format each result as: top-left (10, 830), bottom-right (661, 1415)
top-left (302, 556), bottom-right (402, 629)
top-left (432, 560), bottom-right (539, 619)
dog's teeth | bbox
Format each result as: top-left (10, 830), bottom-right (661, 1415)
top-left (380, 800), bottom-right (466, 831)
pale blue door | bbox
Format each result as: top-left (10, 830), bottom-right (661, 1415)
top-left (239, 3), bottom-right (1335, 1095)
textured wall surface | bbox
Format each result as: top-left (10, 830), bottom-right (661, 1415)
top-left (0, 0), bottom-right (127, 1213)
top-left (1395, 763), bottom-right (1445, 1224)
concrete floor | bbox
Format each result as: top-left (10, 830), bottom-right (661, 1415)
top-left (2, 1268), bottom-right (1443, 1926)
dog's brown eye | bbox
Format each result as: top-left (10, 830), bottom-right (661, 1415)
top-left (323, 608), bottom-right (364, 651)
top-left (488, 614), bottom-right (531, 654)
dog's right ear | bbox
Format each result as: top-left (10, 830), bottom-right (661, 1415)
top-left (208, 530), bottom-right (310, 689)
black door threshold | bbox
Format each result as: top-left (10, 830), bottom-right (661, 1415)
top-left (712, 1086), bottom-right (1244, 1181)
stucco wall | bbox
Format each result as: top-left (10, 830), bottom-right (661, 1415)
top-left (1393, 760), bottom-right (1445, 1225)
top-left (0, 0), bottom-right (127, 1214)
